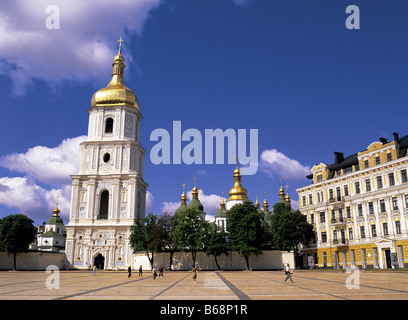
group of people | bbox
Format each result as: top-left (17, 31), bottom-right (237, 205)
top-left (98, 263), bottom-right (293, 283)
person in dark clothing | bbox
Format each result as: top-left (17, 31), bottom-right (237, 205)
top-left (128, 266), bottom-right (132, 278)
top-left (139, 265), bottom-right (143, 276)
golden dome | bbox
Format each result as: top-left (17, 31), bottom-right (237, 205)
top-left (263, 192), bottom-right (269, 211)
top-left (279, 177), bottom-right (285, 200)
top-left (228, 164), bottom-right (248, 201)
top-left (254, 195), bottom-right (260, 209)
top-left (180, 183), bottom-right (187, 205)
top-left (91, 39), bottom-right (139, 109)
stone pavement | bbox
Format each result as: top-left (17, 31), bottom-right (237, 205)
top-left (1, 269), bottom-right (408, 300)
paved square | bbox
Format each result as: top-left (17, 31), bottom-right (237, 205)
top-left (1, 269), bottom-right (408, 300)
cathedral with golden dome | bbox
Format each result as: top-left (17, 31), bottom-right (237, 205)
top-left (175, 162), bottom-right (292, 232)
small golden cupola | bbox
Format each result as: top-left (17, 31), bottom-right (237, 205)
top-left (263, 192), bottom-right (269, 212)
top-left (254, 195), bottom-right (261, 209)
top-left (279, 177), bottom-right (285, 201)
top-left (228, 162), bottom-right (249, 201)
top-left (285, 185), bottom-right (291, 206)
top-left (91, 37), bottom-right (140, 109)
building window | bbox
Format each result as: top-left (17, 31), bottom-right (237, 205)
top-left (358, 204), bottom-right (363, 216)
top-left (380, 199), bottom-right (386, 213)
top-left (355, 182), bottom-right (360, 194)
top-left (383, 222), bottom-right (388, 236)
top-left (392, 197), bottom-right (398, 210)
top-left (366, 179), bottom-right (371, 192)
top-left (329, 189), bottom-right (334, 201)
top-left (364, 160), bottom-right (369, 169)
top-left (371, 224), bottom-right (377, 237)
top-left (396, 221), bottom-right (402, 234)
top-left (98, 190), bottom-right (109, 219)
top-left (310, 213), bottom-right (315, 225)
top-left (405, 194), bottom-right (408, 208)
top-left (346, 206), bottom-right (351, 219)
top-left (387, 153), bottom-right (392, 162)
top-left (105, 117), bottom-right (114, 134)
top-left (360, 226), bottom-right (366, 238)
top-left (344, 185), bottom-right (349, 196)
top-left (401, 169), bottom-right (407, 183)
top-left (317, 174), bottom-right (323, 182)
top-left (389, 173), bottom-right (395, 186)
top-left (375, 156), bottom-right (380, 165)
top-left (369, 202), bottom-right (374, 215)
top-left (320, 212), bottom-right (326, 223)
top-left (349, 227), bottom-right (354, 240)
top-left (336, 187), bottom-right (341, 201)
top-left (377, 176), bottom-right (383, 189)
top-left (302, 196), bottom-right (306, 207)
top-left (321, 232), bottom-right (327, 243)
top-left (309, 194), bottom-right (313, 205)
top-left (344, 167), bottom-right (352, 175)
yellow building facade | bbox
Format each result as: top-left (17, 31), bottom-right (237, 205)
top-left (296, 133), bottom-right (408, 269)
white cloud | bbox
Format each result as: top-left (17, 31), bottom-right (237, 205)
top-left (0, 177), bottom-right (71, 223)
top-left (260, 149), bottom-right (310, 181)
top-left (0, 0), bottom-right (163, 95)
top-left (1, 135), bottom-right (86, 185)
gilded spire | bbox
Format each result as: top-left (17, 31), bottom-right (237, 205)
top-left (263, 192), bottom-right (269, 211)
top-left (254, 195), bottom-right (260, 209)
top-left (52, 195), bottom-right (60, 216)
top-left (180, 183), bottom-right (187, 205)
top-left (219, 192), bottom-right (226, 209)
top-left (285, 185), bottom-right (291, 206)
top-left (192, 177), bottom-right (199, 199)
top-left (279, 177), bottom-right (285, 200)
top-left (228, 159), bottom-right (249, 201)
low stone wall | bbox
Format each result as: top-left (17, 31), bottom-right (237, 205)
top-left (0, 251), bottom-right (73, 271)
top-left (134, 250), bottom-right (295, 271)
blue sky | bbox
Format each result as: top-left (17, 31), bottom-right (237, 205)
top-left (0, 0), bottom-right (408, 225)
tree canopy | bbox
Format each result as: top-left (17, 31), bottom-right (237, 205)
top-left (227, 201), bottom-right (266, 270)
top-left (0, 214), bottom-right (36, 270)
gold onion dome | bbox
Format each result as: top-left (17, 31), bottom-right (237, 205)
top-left (47, 198), bottom-right (63, 224)
top-left (187, 178), bottom-right (204, 212)
top-left (285, 185), bottom-right (291, 206)
top-left (175, 184), bottom-right (188, 215)
top-left (263, 192), bottom-right (269, 212)
top-left (279, 177), bottom-right (285, 201)
top-left (228, 162), bottom-right (248, 201)
top-left (215, 194), bottom-right (227, 218)
top-left (91, 37), bottom-right (139, 109)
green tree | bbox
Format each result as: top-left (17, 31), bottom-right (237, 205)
top-left (227, 201), bottom-right (265, 270)
top-left (173, 208), bottom-right (207, 268)
top-left (0, 214), bottom-right (36, 270)
top-left (270, 201), bottom-right (314, 267)
top-left (150, 212), bottom-right (180, 270)
top-left (129, 213), bottom-right (157, 269)
top-left (203, 223), bottom-right (229, 270)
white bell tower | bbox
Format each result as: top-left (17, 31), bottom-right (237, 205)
top-left (65, 38), bottom-right (148, 270)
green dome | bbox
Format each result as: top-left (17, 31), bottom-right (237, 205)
top-left (215, 207), bottom-right (227, 218)
top-left (175, 203), bottom-right (188, 215)
top-left (47, 215), bottom-right (63, 225)
top-left (187, 198), bottom-right (204, 212)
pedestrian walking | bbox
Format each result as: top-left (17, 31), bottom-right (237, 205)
top-left (159, 265), bottom-right (164, 277)
top-left (284, 264), bottom-right (294, 283)
top-left (139, 265), bottom-right (143, 276)
top-left (128, 266), bottom-right (132, 278)
top-left (152, 266), bottom-right (157, 279)
top-left (93, 265), bottom-right (96, 276)
top-left (191, 266), bottom-right (197, 282)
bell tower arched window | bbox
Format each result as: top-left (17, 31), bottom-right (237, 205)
top-left (105, 118), bottom-right (113, 134)
top-left (98, 190), bottom-right (109, 219)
